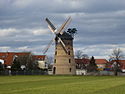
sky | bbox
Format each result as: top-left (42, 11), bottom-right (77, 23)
top-left (0, 0), bottom-right (125, 59)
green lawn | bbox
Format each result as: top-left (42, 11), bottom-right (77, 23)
top-left (0, 75), bottom-right (125, 94)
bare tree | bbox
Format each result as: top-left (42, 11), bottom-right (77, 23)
top-left (82, 54), bottom-right (89, 59)
top-left (75, 50), bottom-right (83, 59)
top-left (109, 48), bottom-right (124, 76)
top-left (75, 50), bottom-right (89, 59)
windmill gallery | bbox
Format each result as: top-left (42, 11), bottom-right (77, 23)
top-left (43, 17), bottom-right (77, 75)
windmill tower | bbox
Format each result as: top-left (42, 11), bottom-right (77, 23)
top-left (43, 17), bottom-right (76, 75)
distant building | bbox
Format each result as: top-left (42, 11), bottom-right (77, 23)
top-left (109, 60), bottom-right (125, 72)
top-left (75, 58), bottom-right (108, 75)
top-left (75, 58), bottom-right (89, 75)
top-left (0, 52), bottom-right (30, 68)
top-left (0, 52), bottom-right (48, 70)
top-left (95, 59), bottom-right (108, 70)
top-left (75, 58), bottom-right (89, 69)
top-left (33, 55), bottom-right (48, 70)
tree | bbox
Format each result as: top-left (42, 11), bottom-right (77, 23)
top-left (0, 62), bottom-right (4, 71)
top-left (82, 54), bottom-right (89, 59)
top-left (11, 59), bottom-right (21, 71)
top-left (75, 50), bottom-right (83, 59)
top-left (67, 28), bottom-right (77, 38)
top-left (11, 52), bottom-right (37, 71)
top-left (75, 50), bottom-right (89, 59)
top-left (87, 56), bottom-right (97, 72)
top-left (109, 48), bottom-right (124, 76)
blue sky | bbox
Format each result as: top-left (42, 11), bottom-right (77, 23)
top-left (0, 0), bottom-right (125, 59)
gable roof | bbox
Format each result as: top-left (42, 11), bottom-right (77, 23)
top-left (75, 58), bottom-right (90, 64)
top-left (110, 60), bottom-right (125, 69)
top-left (0, 52), bottom-right (46, 66)
top-left (33, 55), bottom-right (46, 60)
top-left (75, 58), bottom-right (108, 65)
top-left (0, 52), bottom-right (30, 66)
top-left (95, 59), bottom-right (108, 64)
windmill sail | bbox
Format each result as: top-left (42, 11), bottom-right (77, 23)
top-left (44, 17), bottom-right (72, 55)
top-left (57, 16), bottom-right (72, 34)
top-left (58, 37), bottom-right (68, 54)
top-left (43, 38), bottom-right (54, 54)
top-left (45, 18), bottom-right (56, 33)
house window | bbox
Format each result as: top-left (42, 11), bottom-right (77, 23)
top-left (69, 59), bottom-right (71, 63)
top-left (45, 62), bottom-right (47, 67)
top-left (69, 68), bottom-right (71, 72)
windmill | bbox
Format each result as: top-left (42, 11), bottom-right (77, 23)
top-left (43, 17), bottom-right (76, 75)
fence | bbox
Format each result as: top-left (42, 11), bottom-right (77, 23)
top-left (0, 70), bottom-right (48, 75)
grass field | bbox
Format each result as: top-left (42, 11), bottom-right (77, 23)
top-left (0, 76), bottom-right (125, 94)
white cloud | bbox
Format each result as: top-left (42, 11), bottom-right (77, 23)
top-left (12, 0), bottom-right (33, 8)
top-left (0, 28), bottom-right (18, 37)
top-left (18, 46), bottom-right (28, 50)
top-left (0, 46), bottom-right (11, 51)
top-left (0, 28), bottom-right (49, 37)
top-left (32, 28), bottom-right (49, 35)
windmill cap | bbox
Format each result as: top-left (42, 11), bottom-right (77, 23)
top-left (58, 32), bottom-right (73, 40)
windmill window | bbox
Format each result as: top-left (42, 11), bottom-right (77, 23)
top-left (67, 42), bottom-right (70, 45)
top-left (55, 51), bottom-right (57, 55)
top-left (69, 68), bottom-right (71, 72)
top-left (69, 59), bottom-right (71, 63)
top-left (68, 51), bottom-right (70, 55)
top-left (54, 59), bottom-right (56, 63)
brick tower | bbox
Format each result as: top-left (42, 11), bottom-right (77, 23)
top-left (53, 32), bottom-right (76, 75)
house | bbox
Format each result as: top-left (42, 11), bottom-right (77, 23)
top-left (0, 52), bottom-right (48, 70)
top-left (33, 55), bottom-right (48, 70)
top-left (75, 58), bottom-right (89, 75)
top-left (119, 60), bottom-right (125, 72)
top-left (75, 58), bottom-right (108, 75)
top-left (75, 58), bottom-right (89, 69)
top-left (109, 60), bottom-right (125, 72)
top-left (0, 52), bottom-right (30, 68)
top-left (95, 59), bottom-right (108, 70)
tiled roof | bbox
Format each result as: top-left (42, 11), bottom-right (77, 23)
top-left (75, 58), bottom-right (90, 64)
top-left (95, 59), bottom-right (108, 64)
top-left (33, 55), bottom-right (46, 60)
top-left (111, 60), bottom-right (125, 69)
top-left (0, 52), bottom-right (46, 66)
top-left (75, 58), bottom-right (108, 65)
top-left (0, 52), bottom-right (30, 66)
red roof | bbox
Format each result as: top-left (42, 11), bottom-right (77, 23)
top-left (0, 52), bottom-right (46, 66)
top-left (120, 60), bottom-right (125, 69)
top-left (33, 55), bottom-right (46, 60)
top-left (75, 58), bottom-right (108, 65)
top-left (75, 58), bottom-right (89, 64)
top-left (95, 59), bottom-right (108, 64)
top-left (111, 60), bottom-right (125, 69)
top-left (0, 52), bottom-right (30, 66)
top-left (108, 60), bottom-right (125, 69)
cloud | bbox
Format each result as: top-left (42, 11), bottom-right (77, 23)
top-left (0, 28), bottom-right (18, 37)
top-left (74, 44), bottom-right (125, 60)
top-left (0, 0), bottom-right (125, 58)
